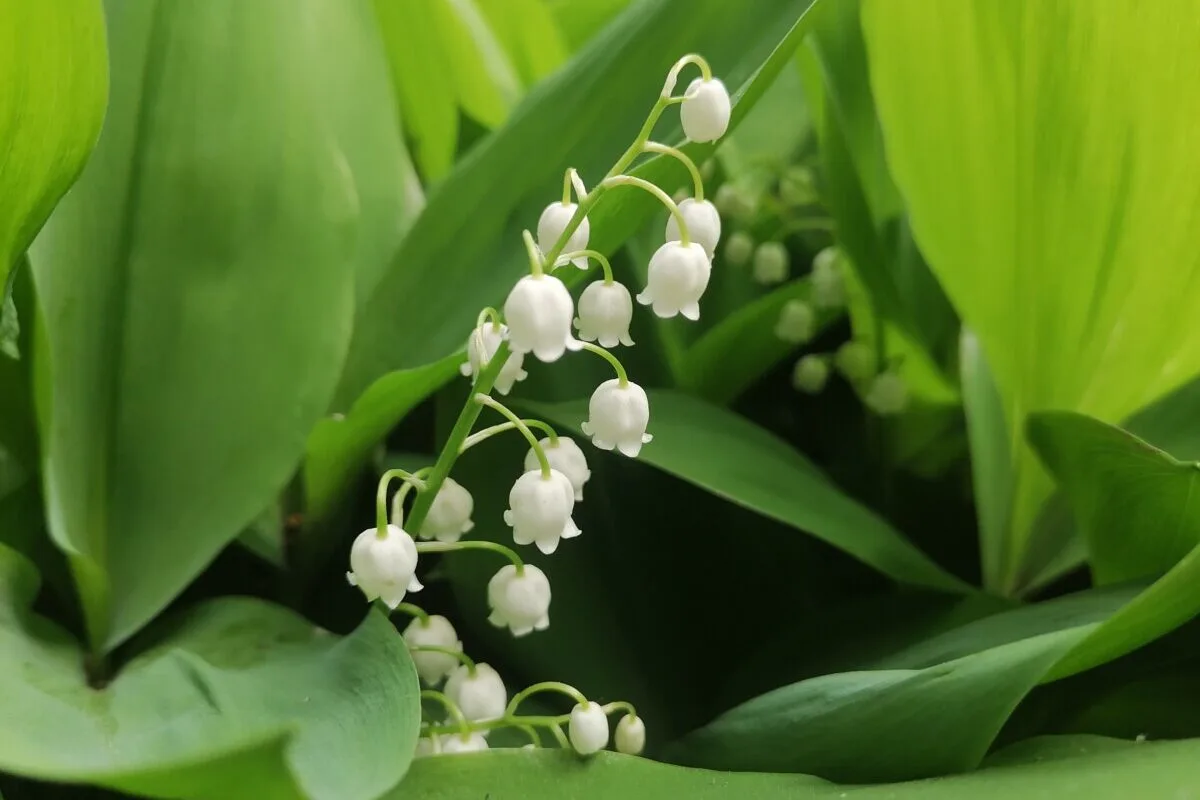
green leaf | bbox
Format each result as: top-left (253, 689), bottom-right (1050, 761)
top-left (526, 389), bottom-right (968, 593)
top-left (333, 0), bottom-right (826, 410)
top-left (0, 0), bottom-right (108, 283)
top-left (29, 0), bottom-right (401, 649)
top-left (1125, 375), bottom-right (1200, 462)
top-left (477, 0), bottom-right (569, 85)
top-left (0, 544), bottom-right (420, 800)
top-left (544, 0), bottom-right (631, 50)
top-left (862, 0), bottom-right (1200, 594)
top-left (395, 738), bottom-right (1200, 799)
top-left (433, 0), bottom-right (521, 129)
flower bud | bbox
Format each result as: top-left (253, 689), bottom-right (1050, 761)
top-left (615, 714), bottom-right (646, 755)
top-left (487, 564), bottom-right (552, 636)
top-left (537, 201), bottom-right (589, 268)
top-left (402, 614), bottom-right (462, 685)
top-left (714, 183), bottom-right (756, 219)
top-left (444, 663), bottom-right (507, 724)
top-left (774, 299), bottom-right (815, 344)
top-left (504, 469), bottom-right (580, 555)
top-left (504, 274), bottom-right (582, 362)
top-left (581, 378), bottom-right (652, 458)
top-left (779, 165), bottom-right (818, 207)
top-left (680, 77), bottom-right (731, 143)
top-left (664, 198), bottom-right (722, 258)
top-left (439, 732), bottom-right (489, 754)
top-left (835, 340), bottom-right (875, 384)
top-left (524, 436), bottom-right (591, 501)
top-left (724, 230), bottom-right (754, 266)
top-left (792, 355), bottom-right (829, 394)
top-left (460, 322), bottom-right (527, 395)
top-left (864, 371), bottom-right (909, 416)
top-left (752, 241), bottom-right (789, 285)
top-left (636, 241), bottom-right (711, 320)
top-left (345, 524), bottom-right (421, 609)
top-left (569, 701), bottom-right (610, 755)
top-left (415, 477), bottom-right (474, 543)
top-left (811, 246), bottom-right (846, 309)
top-left (575, 280), bottom-right (634, 348)
top-left (414, 736), bottom-right (441, 758)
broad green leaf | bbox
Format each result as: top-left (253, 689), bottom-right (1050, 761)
top-left (544, 0), bottom-right (631, 49)
top-left (477, 0), bottom-right (569, 85)
top-left (527, 389), bottom-right (968, 593)
top-left (29, 0), bottom-right (401, 649)
top-left (333, 0), bottom-right (826, 410)
top-left (1125, 375), bottom-right (1200, 462)
top-left (0, 0), bottom-right (108, 285)
top-left (862, 0), bottom-right (1200, 594)
top-left (395, 737), bottom-right (1200, 799)
top-left (0, 544), bottom-right (420, 800)
top-left (433, 0), bottom-right (521, 129)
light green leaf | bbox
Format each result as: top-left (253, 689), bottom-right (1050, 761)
top-left (543, 0), bottom-right (631, 49)
top-left (862, 0), bottom-right (1200, 594)
top-left (395, 737), bottom-right (1200, 799)
top-left (526, 389), bottom-right (968, 593)
top-left (477, 0), bottom-right (569, 85)
top-left (0, 0), bottom-right (108, 284)
top-left (30, 0), bottom-right (399, 649)
top-left (433, 0), bottom-right (521, 129)
top-left (0, 544), bottom-right (420, 800)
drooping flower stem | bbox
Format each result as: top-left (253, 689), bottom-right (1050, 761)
top-left (600, 175), bottom-right (692, 246)
top-left (416, 539), bottom-right (524, 573)
top-left (411, 645), bottom-right (477, 674)
top-left (475, 393), bottom-right (552, 477)
top-left (476, 306), bottom-right (503, 330)
top-left (602, 700), bottom-right (638, 718)
top-left (391, 602), bottom-right (431, 624)
top-left (461, 419), bottom-right (559, 453)
top-left (643, 141), bottom-right (704, 201)
top-left (506, 681), bottom-right (589, 717)
top-left (422, 712), bottom-right (572, 738)
top-left (522, 229), bottom-right (544, 277)
top-left (558, 249), bottom-right (615, 284)
top-left (578, 342), bottom-right (629, 387)
top-left (661, 53), bottom-right (713, 96)
top-left (391, 466), bottom-right (432, 528)
top-left (421, 689), bottom-right (471, 735)
top-left (375, 468), bottom-right (427, 535)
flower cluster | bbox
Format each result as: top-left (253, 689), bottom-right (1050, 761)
top-left (345, 54), bottom-right (732, 759)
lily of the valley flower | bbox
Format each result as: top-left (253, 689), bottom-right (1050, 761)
top-left (439, 732), bottom-right (489, 753)
top-left (724, 230), bottom-right (754, 266)
top-left (575, 280), bottom-right (635, 347)
top-left (524, 437), bottom-right (591, 501)
top-left (402, 615), bottom-right (463, 685)
top-left (444, 663), bottom-right (507, 723)
top-left (504, 274), bottom-right (582, 362)
top-left (487, 564), bottom-right (552, 636)
top-left (345, 525), bottom-right (421, 609)
top-left (664, 198), bottom-right (722, 258)
top-left (811, 246), bottom-right (847, 309)
top-left (504, 469), bottom-right (580, 554)
top-left (636, 241), bottom-right (711, 320)
top-left (581, 378), bottom-right (653, 457)
top-left (615, 714), bottom-right (646, 755)
top-left (774, 299), bottom-right (815, 344)
top-left (460, 322), bottom-right (528, 395)
top-left (792, 355), bottom-right (830, 394)
top-left (864, 371), bottom-right (909, 416)
top-left (752, 241), bottom-right (790, 285)
top-left (568, 702), bottom-right (609, 756)
top-left (414, 737), bottom-right (441, 758)
top-left (537, 201), bottom-right (590, 268)
top-left (835, 340), bottom-right (875, 384)
top-left (417, 477), bottom-right (475, 543)
top-left (680, 77), bottom-right (731, 143)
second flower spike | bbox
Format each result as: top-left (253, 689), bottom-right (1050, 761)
top-left (504, 274), bottom-right (582, 362)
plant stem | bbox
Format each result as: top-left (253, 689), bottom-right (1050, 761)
top-left (416, 539), bottom-right (524, 572)
top-left (601, 175), bottom-right (691, 246)
top-left (558, 249), bottom-right (615, 283)
top-left (578, 341), bottom-right (629, 386)
top-left (643, 141), bottom-right (704, 200)
top-left (410, 645), bottom-right (476, 673)
top-left (462, 419), bottom-right (558, 453)
top-left (475, 394), bottom-right (551, 477)
top-left (506, 681), bottom-right (588, 717)
top-left (391, 602), bottom-right (430, 624)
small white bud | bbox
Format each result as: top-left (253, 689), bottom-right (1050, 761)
top-left (811, 246), bottom-right (846, 309)
top-left (444, 663), bottom-right (507, 724)
top-left (439, 731), bottom-right (490, 754)
top-left (864, 371), bottom-right (909, 416)
top-left (569, 701), bottom-right (610, 756)
top-left (614, 714), bottom-right (646, 755)
top-left (415, 477), bottom-right (474, 543)
top-left (345, 525), bottom-right (421, 609)
top-left (724, 230), bottom-right (754, 266)
top-left (503, 274), bottom-right (583, 362)
top-left (636, 241), bottom-right (711, 320)
top-left (524, 437), bottom-right (591, 501)
top-left (581, 378), bottom-right (652, 458)
top-left (792, 355), bottom-right (829, 394)
top-left (504, 469), bottom-right (580, 555)
top-left (779, 166), bottom-right (818, 207)
top-left (487, 564), bottom-right (552, 637)
top-left (835, 340), bottom-right (875, 383)
top-left (664, 198), bottom-right (722, 258)
top-left (460, 322), bottom-right (528, 395)
top-left (414, 736), bottom-right (441, 758)
top-left (537, 202), bottom-right (589, 269)
top-left (680, 77), bottom-right (731, 143)
top-left (774, 299), bottom-right (815, 344)
top-left (575, 280), bottom-right (634, 348)
top-left (752, 241), bottom-right (790, 285)
top-left (402, 615), bottom-right (462, 685)
top-left (714, 183), bottom-right (756, 219)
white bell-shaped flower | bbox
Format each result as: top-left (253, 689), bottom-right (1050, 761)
top-left (774, 299), bottom-right (815, 344)
top-left (569, 701), bottom-right (610, 756)
top-left (812, 246), bottom-right (846, 309)
top-left (636, 241), bottom-right (711, 320)
top-left (835, 340), bottom-right (875, 383)
top-left (581, 378), bottom-right (652, 457)
top-left (753, 241), bottom-right (790, 285)
top-left (345, 524), bottom-right (421, 609)
top-left (664, 198), bottom-right (722, 258)
top-left (724, 230), bottom-right (754, 266)
top-left (524, 437), bottom-right (591, 501)
top-left (460, 322), bottom-right (528, 395)
top-left (792, 355), bottom-right (830, 395)
top-left (414, 736), bottom-right (441, 758)
top-left (416, 477), bottom-right (474, 543)
top-left (439, 732), bottom-right (489, 754)
top-left (487, 564), bottom-right (551, 636)
top-left (714, 183), bottom-right (756, 220)
top-left (444, 663), bottom-right (507, 723)
top-left (615, 714), bottom-right (646, 755)
top-left (537, 202), bottom-right (589, 269)
top-left (680, 77), bottom-right (731, 143)
top-left (575, 280), bottom-right (634, 347)
top-left (402, 614), bottom-right (462, 685)
top-left (864, 371), bottom-right (909, 416)
top-left (504, 274), bottom-right (582, 362)
top-left (504, 469), bottom-right (580, 554)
